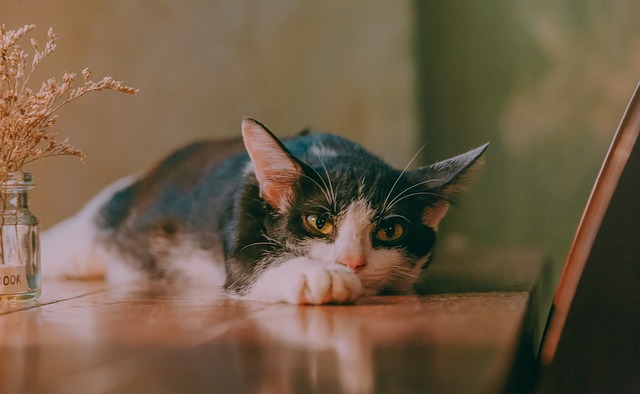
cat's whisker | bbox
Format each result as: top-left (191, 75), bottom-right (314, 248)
top-left (315, 154), bottom-right (337, 212)
top-left (385, 191), bottom-right (446, 212)
top-left (307, 204), bottom-right (333, 213)
top-left (384, 178), bottom-right (445, 214)
top-left (299, 173), bottom-right (333, 206)
top-left (297, 156), bottom-right (335, 208)
top-left (240, 231), bottom-right (283, 252)
top-left (240, 241), bottom-right (278, 252)
top-left (381, 144), bottom-right (427, 213)
top-left (390, 266), bottom-right (419, 281)
top-left (382, 213), bottom-right (410, 222)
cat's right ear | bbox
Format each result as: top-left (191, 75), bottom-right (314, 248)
top-left (242, 118), bottom-right (303, 212)
top-left (410, 143), bottom-right (488, 229)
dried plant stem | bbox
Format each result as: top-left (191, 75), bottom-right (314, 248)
top-left (0, 23), bottom-right (138, 265)
top-left (0, 24), bottom-right (138, 178)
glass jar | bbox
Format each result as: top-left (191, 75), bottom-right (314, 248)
top-left (0, 173), bottom-right (40, 301)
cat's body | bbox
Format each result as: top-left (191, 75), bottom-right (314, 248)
top-left (42, 119), bottom-right (487, 304)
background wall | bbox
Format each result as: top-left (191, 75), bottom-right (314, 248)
top-left (416, 1), bottom-right (640, 270)
top-left (1, 0), bottom-right (417, 227)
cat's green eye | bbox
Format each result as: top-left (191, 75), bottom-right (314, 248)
top-left (304, 213), bottom-right (334, 235)
top-left (375, 222), bottom-right (405, 242)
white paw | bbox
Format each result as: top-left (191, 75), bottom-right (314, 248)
top-left (296, 264), bottom-right (362, 305)
top-left (245, 257), bottom-right (363, 305)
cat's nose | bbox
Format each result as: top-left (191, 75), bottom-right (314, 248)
top-left (338, 257), bottom-right (367, 272)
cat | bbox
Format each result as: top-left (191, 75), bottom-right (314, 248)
top-left (41, 118), bottom-right (487, 305)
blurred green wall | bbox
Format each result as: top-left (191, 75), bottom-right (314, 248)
top-left (415, 1), bottom-right (640, 275)
top-left (415, 3), bottom-right (640, 352)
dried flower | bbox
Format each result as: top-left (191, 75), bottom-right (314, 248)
top-left (0, 24), bottom-right (138, 181)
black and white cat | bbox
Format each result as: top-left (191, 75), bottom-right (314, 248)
top-left (42, 118), bottom-right (487, 304)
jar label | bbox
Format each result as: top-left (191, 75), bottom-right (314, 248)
top-left (0, 265), bottom-right (29, 294)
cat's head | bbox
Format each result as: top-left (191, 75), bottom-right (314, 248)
top-left (242, 118), bottom-right (487, 295)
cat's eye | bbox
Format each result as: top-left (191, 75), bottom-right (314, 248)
top-left (304, 213), bottom-right (335, 235)
top-left (375, 222), bottom-right (405, 242)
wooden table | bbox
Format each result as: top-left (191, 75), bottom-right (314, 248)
top-left (0, 248), bottom-right (544, 393)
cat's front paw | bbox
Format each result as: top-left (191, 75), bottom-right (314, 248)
top-left (296, 264), bottom-right (362, 305)
top-left (245, 258), bottom-right (363, 305)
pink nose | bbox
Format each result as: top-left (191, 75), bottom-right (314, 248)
top-left (338, 257), bottom-right (367, 272)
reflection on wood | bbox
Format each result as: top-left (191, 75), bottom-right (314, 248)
top-left (1, 280), bottom-right (531, 394)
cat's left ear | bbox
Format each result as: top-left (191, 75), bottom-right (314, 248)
top-left (409, 143), bottom-right (488, 228)
top-left (242, 118), bottom-right (304, 212)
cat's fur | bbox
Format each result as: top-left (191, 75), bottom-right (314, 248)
top-left (42, 118), bottom-right (487, 304)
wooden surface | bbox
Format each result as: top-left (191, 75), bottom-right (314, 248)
top-left (0, 279), bottom-right (533, 394)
